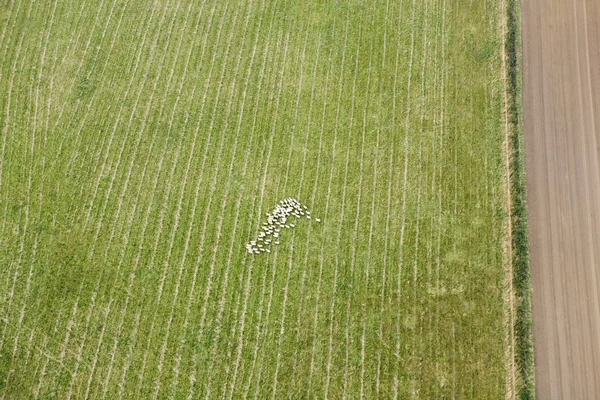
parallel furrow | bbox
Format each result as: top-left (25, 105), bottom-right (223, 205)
top-left (33, 307), bottom-right (64, 400)
top-left (0, 14), bottom-right (43, 349)
top-left (270, 30), bottom-right (322, 400)
top-left (241, 31), bottom-right (292, 399)
top-left (319, 11), bottom-right (350, 399)
top-left (128, 2), bottom-right (244, 397)
top-left (101, 1), bottom-right (218, 397)
top-left (79, 0), bottom-right (186, 391)
top-left (247, 10), bottom-right (313, 396)
top-left (79, 0), bottom-right (162, 234)
top-left (207, 26), bottom-right (289, 400)
top-left (361, 6), bottom-right (384, 397)
top-left (376, 0), bottom-right (397, 392)
top-left (92, 1), bottom-right (205, 397)
top-left (57, 0), bottom-right (168, 396)
top-left (224, 3), bottom-right (282, 394)
top-left (116, 305), bottom-right (142, 398)
top-left (199, 0), bottom-right (270, 396)
top-left (393, 0), bottom-right (417, 396)
top-left (48, 0), bottom-right (118, 146)
top-left (343, 20), bottom-right (373, 399)
top-left (433, 1), bottom-right (447, 395)
top-left (62, 0), bottom-right (137, 227)
top-left (0, 0), bottom-right (21, 82)
top-left (131, 1), bottom-right (232, 395)
top-left (153, 1), bottom-right (255, 397)
top-left (0, 0), bottom-right (36, 311)
top-left (0, 0), bottom-right (26, 260)
top-left (409, 1), bottom-right (429, 394)
top-left (0, 33), bottom-right (26, 331)
top-left (155, 1), bottom-right (226, 397)
top-left (54, 0), bottom-right (128, 177)
top-left (324, 26), bottom-right (362, 399)
top-left (304, 27), bottom-right (338, 397)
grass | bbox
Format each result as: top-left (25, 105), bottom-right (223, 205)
top-left (504, 0), bottom-right (536, 396)
top-left (1, 0), bottom-right (517, 398)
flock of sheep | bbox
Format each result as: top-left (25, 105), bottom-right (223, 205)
top-left (246, 198), bottom-right (320, 254)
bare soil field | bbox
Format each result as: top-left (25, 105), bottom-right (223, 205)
top-left (522, 0), bottom-right (600, 397)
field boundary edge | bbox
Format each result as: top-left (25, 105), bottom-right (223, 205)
top-left (503, 0), bottom-right (536, 397)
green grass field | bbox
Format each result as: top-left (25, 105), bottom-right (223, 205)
top-left (1, 0), bottom-right (515, 398)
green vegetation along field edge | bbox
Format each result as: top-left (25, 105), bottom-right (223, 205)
top-left (504, 0), bottom-right (536, 397)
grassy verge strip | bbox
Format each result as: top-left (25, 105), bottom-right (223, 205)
top-left (505, 0), bottom-right (535, 397)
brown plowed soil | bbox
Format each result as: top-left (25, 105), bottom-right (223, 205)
top-left (522, 0), bottom-right (600, 398)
